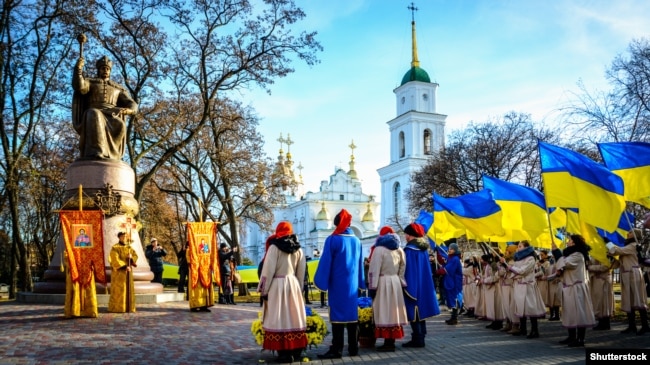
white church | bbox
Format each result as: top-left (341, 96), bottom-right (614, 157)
top-left (242, 15), bottom-right (445, 263)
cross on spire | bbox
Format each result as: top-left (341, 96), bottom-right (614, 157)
top-left (408, 2), bottom-right (418, 22)
top-left (349, 139), bottom-right (357, 156)
top-left (277, 133), bottom-right (286, 151)
top-left (285, 133), bottom-right (294, 152)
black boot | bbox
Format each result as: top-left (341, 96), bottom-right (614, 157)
top-left (513, 317), bottom-right (527, 336)
top-left (377, 338), bottom-right (396, 352)
top-left (621, 312), bottom-right (637, 334)
top-left (275, 350), bottom-right (294, 363)
top-left (638, 309), bottom-right (650, 335)
top-left (218, 292), bottom-right (225, 304)
top-left (346, 322), bottom-right (359, 356)
top-left (560, 328), bottom-right (576, 344)
top-left (318, 324), bottom-right (343, 359)
top-left (446, 308), bottom-right (459, 325)
top-left (594, 317), bottom-right (610, 330)
top-left (230, 294), bottom-right (237, 305)
top-left (527, 317), bottom-right (539, 338)
top-left (569, 328), bottom-right (585, 347)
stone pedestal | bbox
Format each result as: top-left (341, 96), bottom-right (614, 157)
top-left (34, 159), bottom-right (162, 294)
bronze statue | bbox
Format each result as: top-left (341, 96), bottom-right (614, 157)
top-left (72, 39), bottom-right (137, 160)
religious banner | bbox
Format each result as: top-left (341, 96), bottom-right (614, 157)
top-left (60, 210), bottom-right (106, 286)
top-left (186, 222), bottom-right (220, 289)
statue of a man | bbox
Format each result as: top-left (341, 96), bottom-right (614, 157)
top-left (72, 56), bottom-right (138, 160)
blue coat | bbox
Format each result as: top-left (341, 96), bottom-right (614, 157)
top-left (314, 228), bottom-right (365, 322)
top-left (403, 238), bottom-right (440, 321)
top-left (443, 253), bottom-right (463, 308)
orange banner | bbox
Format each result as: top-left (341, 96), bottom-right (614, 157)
top-left (186, 222), bottom-right (219, 289)
top-left (60, 210), bottom-right (106, 285)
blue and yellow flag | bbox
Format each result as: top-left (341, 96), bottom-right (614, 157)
top-left (598, 141), bottom-right (650, 208)
top-left (482, 175), bottom-right (549, 239)
top-left (565, 209), bottom-right (609, 265)
top-left (538, 141), bottom-right (625, 232)
top-left (433, 190), bottom-right (504, 239)
top-left (431, 200), bottom-right (466, 241)
top-left (415, 210), bottom-right (450, 260)
top-left (597, 211), bottom-right (634, 247)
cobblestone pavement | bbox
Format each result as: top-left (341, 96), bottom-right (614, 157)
top-left (0, 300), bottom-right (648, 365)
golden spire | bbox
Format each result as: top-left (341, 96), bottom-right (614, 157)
top-left (316, 201), bottom-right (329, 221)
top-left (408, 2), bottom-right (420, 68)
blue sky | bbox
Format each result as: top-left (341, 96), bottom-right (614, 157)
top-left (239, 0), bottom-right (650, 203)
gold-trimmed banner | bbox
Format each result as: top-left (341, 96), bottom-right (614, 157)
top-left (187, 222), bottom-right (220, 289)
top-left (60, 210), bottom-right (106, 285)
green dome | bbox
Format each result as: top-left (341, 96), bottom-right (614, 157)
top-left (401, 66), bottom-right (430, 85)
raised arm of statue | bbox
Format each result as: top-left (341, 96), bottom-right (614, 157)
top-left (71, 55), bottom-right (138, 160)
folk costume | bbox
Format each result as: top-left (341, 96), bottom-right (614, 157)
top-left (108, 232), bottom-right (138, 313)
top-left (315, 209), bottom-right (365, 359)
top-left (553, 235), bottom-right (596, 347)
top-left (607, 232), bottom-right (650, 335)
top-left (462, 260), bottom-right (478, 318)
top-left (258, 222), bottom-right (307, 363)
top-left (588, 257), bottom-right (617, 330)
top-left (506, 244), bottom-right (545, 338)
top-left (441, 243), bottom-right (462, 325)
top-left (402, 223), bottom-right (440, 347)
top-left (367, 231), bottom-right (408, 352)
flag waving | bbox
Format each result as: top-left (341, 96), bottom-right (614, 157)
top-left (433, 190), bottom-right (504, 239)
top-left (598, 141), bottom-right (650, 208)
top-left (482, 175), bottom-right (549, 237)
top-left (538, 141), bottom-right (625, 232)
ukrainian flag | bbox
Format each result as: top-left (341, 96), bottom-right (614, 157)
top-left (415, 210), bottom-right (449, 260)
top-left (433, 190), bottom-right (505, 239)
top-left (538, 141), bottom-right (625, 232)
top-left (482, 175), bottom-right (549, 238)
top-left (565, 208), bottom-right (609, 266)
top-left (596, 211), bottom-right (634, 247)
top-left (431, 200), bottom-right (466, 241)
top-left (598, 141), bottom-right (650, 208)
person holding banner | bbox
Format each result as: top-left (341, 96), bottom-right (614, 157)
top-left (108, 232), bottom-right (138, 313)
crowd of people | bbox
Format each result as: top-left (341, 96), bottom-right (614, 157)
top-left (63, 207), bottom-right (650, 364)
top-left (229, 209), bottom-right (650, 363)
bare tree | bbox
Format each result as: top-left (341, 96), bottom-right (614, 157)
top-left (562, 38), bottom-right (650, 143)
top-left (0, 0), bottom-right (92, 296)
top-left (408, 112), bottom-right (560, 214)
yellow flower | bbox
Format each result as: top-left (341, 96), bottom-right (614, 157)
top-left (251, 311), bottom-right (329, 348)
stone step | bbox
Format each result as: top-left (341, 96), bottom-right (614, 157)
top-left (17, 291), bottom-right (184, 305)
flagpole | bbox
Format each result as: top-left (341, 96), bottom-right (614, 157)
top-left (622, 205), bottom-right (639, 244)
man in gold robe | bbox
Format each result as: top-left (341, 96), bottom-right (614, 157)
top-left (108, 232), bottom-right (138, 313)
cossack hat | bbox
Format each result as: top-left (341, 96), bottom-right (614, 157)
top-left (275, 221), bottom-right (294, 238)
top-left (333, 209), bottom-right (352, 235)
top-left (379, 226), bottom-right (394, 236)
top-left (403, 223), bottom-right (425, 238)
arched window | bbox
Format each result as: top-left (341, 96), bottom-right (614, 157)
top-left (424, 129), bottom-right (432, 155)
top-left (399, 131), bottom-right (405, 158)
top-left (393, 182), bottom-right (401, 216)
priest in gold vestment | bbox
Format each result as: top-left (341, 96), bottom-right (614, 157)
top-left (64, 251), bottom-right (98, 318)
top-left (108, 232), bottom-right (138, 313)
